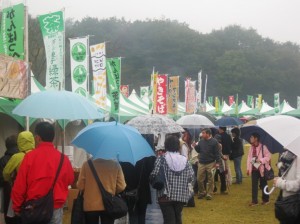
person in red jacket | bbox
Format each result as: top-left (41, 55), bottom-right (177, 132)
top-left (11, 121), bottom-right (74, 223)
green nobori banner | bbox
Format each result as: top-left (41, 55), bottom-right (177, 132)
top-left (107, 58), bottom-right (121, 114)
top-left (38, 11), bottom-right (64, 36)
top-left (38, 11), bottom-right (64, 90)
top-left (70, 37), bottom-right (88, 96)
top-left (0, 3), bottom-right (25, 59)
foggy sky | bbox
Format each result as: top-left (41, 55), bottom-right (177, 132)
top-left (3, 0), bottom-right (300, 44)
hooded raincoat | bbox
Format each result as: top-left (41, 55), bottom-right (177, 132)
top-left (150, 152), bottom-right (194, 203)
top-left (3, 131), bottom-right (35, 182)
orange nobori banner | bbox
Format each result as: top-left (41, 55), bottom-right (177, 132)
top-left (167, 76), bottom-right (179, 115)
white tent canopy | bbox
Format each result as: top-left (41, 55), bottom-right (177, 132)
top-left (260, 101), bottom-right (274, 114)
top-left (239, 100), bottom-right (252, 114)
top-left (205, 101), bottom-right (215, 113)
top-left (280, 100), bottom-right (295, 114)
top-left (221, 101), bottom-right (233, 114)
top-left (128, 89), bottom-right (149, 110)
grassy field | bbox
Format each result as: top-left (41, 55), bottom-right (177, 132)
top-left (64, 145), bottom-right (280, 224)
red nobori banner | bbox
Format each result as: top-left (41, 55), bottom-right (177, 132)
top-left (120, 85), bottom-right (129, 98)
top-left (155, 74), bottom-right (167, 114)
top-left (229, 95), bottom-right (235, 106)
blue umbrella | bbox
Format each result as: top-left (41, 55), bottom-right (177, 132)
top-left (71, 122), bottom-right (155, 165)
top-left (215, 116), bottom-right (243, 127)
top-left (12, 90), bottom-right (103, 120)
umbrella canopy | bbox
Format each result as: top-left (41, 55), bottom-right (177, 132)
top-left (176, 114), bottom-right (215, 128)
top-left (215, 116), bottom-right (243, 127)
top-left (240, 115), bottom-right (300, 155)
top-left (126, 114), bottom-right (184, 134)
top-left (196, 111), bottom-right (217, 123)
top-left (71, 122), bottom-right (155, 165)
top-left (12, 90), bottom-right (103, 120)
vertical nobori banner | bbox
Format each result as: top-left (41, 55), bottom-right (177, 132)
top-left (185, 78), bottom-right (196, 114)
top-left (0, 3), bottom-right (25, 59)
top-left (208, 96), bottom-right (213, 106)
top-left (107, 58), bottom-right (121, 114)
top-left (140, 86), bottom-right (149, 98)
top-left (274, 93), bottom-right (280, 114)
top-left (90, 43), bottom-right (106, 108)
top-left (257, 94), bottom-right (263, 109)
top-left (70, 37), bottom-right (88, 97)
top-left (229, 95), bottom-right (235, 106)
top-left (167, 76), bottom-right (179, 115)
top-left (215, 96), bottom-right (220, 113)
top-left (156, 74), bottom-right (167, 114)
top-left (197, 71), bottom-right (202, 108)
top-left (247, 95), bottom-right (253, 108)
top-left (38, 11), bottom-right (64, 90)
top-left (149, 73), bottom-right (158, 113)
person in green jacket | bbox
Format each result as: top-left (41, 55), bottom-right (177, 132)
top-left (3, 131), bottom-right (35, 183)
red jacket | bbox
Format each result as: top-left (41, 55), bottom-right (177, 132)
top-left (12, 142), bottom-right (74, 212)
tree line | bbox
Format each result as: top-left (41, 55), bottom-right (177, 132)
top-left (27, 16), bottom-right (300, 107)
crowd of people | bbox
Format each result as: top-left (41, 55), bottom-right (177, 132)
top-left (0, 122), bottom-right (299, 224)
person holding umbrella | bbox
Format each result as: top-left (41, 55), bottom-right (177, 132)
top-left (246, 132), bottom-right (271, 206)
top-left (273, 149), bottom-right (300, 224)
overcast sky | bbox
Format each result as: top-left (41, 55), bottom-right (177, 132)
top-left (4, 0), bottom-right (300, 44)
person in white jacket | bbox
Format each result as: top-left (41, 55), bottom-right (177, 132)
top-left (273, 149), bottom-right (300, 224)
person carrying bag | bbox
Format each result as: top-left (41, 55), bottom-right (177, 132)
top-left (76, 158), bottom-right (126, 224)
top-left (261, 145), bottom-right (274, 181)
top-left (88, 160), bottom-right (128, 219)
top-left (273, 150), bottom-right (300, 224)
top-left (21, 153), bottom-right (64, 224)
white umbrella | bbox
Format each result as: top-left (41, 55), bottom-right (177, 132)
top-left (241, 115), bottom-right (300, 156)
top-left (176, 114), bottom-right (215, 128)
top-left (127, 114), bottom-right (184, 134)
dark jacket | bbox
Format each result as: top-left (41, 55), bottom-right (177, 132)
top-left (120, 156), bottom-right (156, 208)
top-left (195, 138), bottom-right (221, 165)
top-left (230, 137), bottom-right (244, 159)
top-left (0, 146), bottom-right (18, 187)
top-left (220, 132), bottom-right (232, 155)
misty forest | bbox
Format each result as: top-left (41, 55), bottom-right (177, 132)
top-left (27, 16), bottom-right (300, 106)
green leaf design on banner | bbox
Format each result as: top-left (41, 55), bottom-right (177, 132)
top-left (71, 42), bottom-right (86, 62)
top-left (73, 65), bottom-right (87, 84)
top-left (38, 11), bottom-right (64, 36)
top-left (75, 87), bottom-right (87, 97)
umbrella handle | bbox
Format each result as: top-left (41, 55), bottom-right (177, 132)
top-left (263, 185), bottom-right (275, 195)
